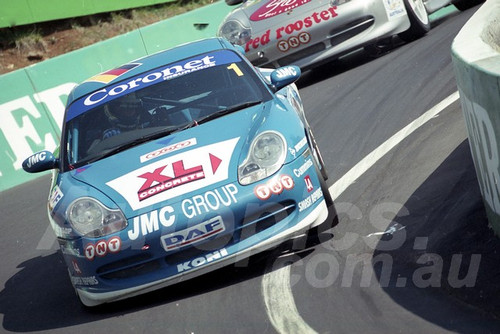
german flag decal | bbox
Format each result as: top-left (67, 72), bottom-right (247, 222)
top-left (85, 63), bottom-right (141, 84)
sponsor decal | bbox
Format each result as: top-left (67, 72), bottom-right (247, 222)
top-left (254, 174), bottom-right (295, 200)
top-left (293, 158), bottom-right (313, 177)
top-left (107, 138), bottom-right (239, 210)
top-left (177, 248), bottom-right (229, 273)
top-left (245, 7), bottom-right (338, 53)
top-left (48, 185), bottom-right (64, 210)
top-left (60, 242), bottom-right (81, 256)
top-left (71, 276), bottom-right (99, 286)
top-left (294, 136), bottom-right (307, 152)
top-left (182, 184), bottom-right (238, 219)
top-left (137, 160), bottom-right (206, 202)
top-left (67, 50), bottom-right (242, 121)
top-left (140, 138), bottom-right (197, 162)
top-left (84, 236), bottom-right (121, 261)
top-left (72, 260), bottom-right (82, 275)
top-left (85, 63), bottom-right (141, 84)
top-left (274, 66), bottom-right (299, 79)
top-left (25, 151), bottom-right (48, 169)
top-left (277, 32), bottom-right (311, 52)
top-left (128, 206), bottom-right (175, 241)
top-left (74, 165), bottom-right (92, 175)
top-left (304, 175), bottom-right (314, 192)
top-left (298, 187), bottom-right (323, 212)
top-left (383, 0), bottom-right (406, 20)
top-left (161, 216), bottom-right (225, 251)
top-left (250, 0), bottom-right (312, 21)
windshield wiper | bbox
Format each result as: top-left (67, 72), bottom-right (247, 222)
top-left (178, 101), bottom-right (262, 132)
top-left (85, 127), bottom-right (178, 164)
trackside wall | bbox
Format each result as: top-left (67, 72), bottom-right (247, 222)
top-left (0, 0), bottom-right (175, 28)
top-left (0, 1), bottom-right (232, 192)
top-left (452, 0), bottom-right (500, 235)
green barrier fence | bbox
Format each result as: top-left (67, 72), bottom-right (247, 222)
top-left (0, 0), bottom-right (176, 28)
top-left (452, 0), bottom-right (500, 235)
top-left (0, 0), bottom-right (233, 192)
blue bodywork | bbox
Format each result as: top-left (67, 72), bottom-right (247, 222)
top-left (24, 37), bottom-right (329, 306)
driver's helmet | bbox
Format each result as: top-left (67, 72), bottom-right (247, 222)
top-left (104, 93), bottom-right (143, 130)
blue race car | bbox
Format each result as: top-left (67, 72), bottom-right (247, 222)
top-left (23, 37), bottom-right (331, 306)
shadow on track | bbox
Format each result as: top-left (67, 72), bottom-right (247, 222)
top-left (372, 140), bottom-right (500, 329)
top-left (0, 196), bottom-right (338, 332)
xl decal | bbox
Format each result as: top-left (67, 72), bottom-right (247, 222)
top-left (107, 138), bottom-right (239, 210)
top-left (138, 160), bottom-right (205, 201)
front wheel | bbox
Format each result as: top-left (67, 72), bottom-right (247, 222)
top-left (398, 0), bottom-right (431, 42)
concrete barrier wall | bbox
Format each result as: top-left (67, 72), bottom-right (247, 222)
top-left (0, 0), bottom-right (176, 28)
top-left (0, 0), bottom-right (232, 191)
top-left (452, 0), bottom-right (500, 234)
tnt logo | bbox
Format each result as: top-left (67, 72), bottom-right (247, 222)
top-left (254, 175), bottom-right (295, 200)
top-left (85, 237), bottom-right (121, 261)
top-left (277, 32), bottom-right (311, 52)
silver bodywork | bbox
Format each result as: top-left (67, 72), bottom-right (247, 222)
top-left (424, 0), bottom-right (452, 13)
top-left (218, 0), bottom-right (448, 69)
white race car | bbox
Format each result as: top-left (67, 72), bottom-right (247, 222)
top-left (218, 0), bottom-right (483, 70)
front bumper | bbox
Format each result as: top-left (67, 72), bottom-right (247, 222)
top-left (243, 0), bottom-right (411, 69)
top-left (77, 201), bottom-right (327, 306)
top-left (60, 149), bottom-right (329, 306)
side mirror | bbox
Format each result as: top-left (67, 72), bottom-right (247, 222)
top-left (270, 65), bottom-right (301, 92)
top-left (226, 0), bottom-right (244, 5)
top-left (22, 151), bottom-right (59, 173)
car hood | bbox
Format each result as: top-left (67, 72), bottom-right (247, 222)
top-left (69, 100), bottom-right (301, 217)
top-left (238, 0), bottom-right (327, 23)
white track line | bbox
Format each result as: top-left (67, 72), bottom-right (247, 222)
top-left (261, 92), bottom-right (460, 334)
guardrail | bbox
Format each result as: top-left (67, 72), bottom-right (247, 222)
top-left (0, 0), bottom-right (232, 192)
top-left (452, 0), bottom-right (500, 235)
top-left (0, 0), bottom-right (175, 28)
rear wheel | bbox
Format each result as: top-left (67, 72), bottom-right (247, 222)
top-left (399, 0), bottom-right (431, 42)
top-left (453, 0), bottom-right (484, 11)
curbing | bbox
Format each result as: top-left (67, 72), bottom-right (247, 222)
top-left (452, 0), bottom-right (500, 235)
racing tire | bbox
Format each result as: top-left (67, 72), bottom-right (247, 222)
top-left (310, 144), bottom-right (333, 208)
top-left (308, 127), bottom-right (329, 181)
top-left (453, 0), bottom-right (485, 11)
top-left (398, 0), bottom-right (431, 42)
top-left (225, 0), bottom-right (243, 5)
top-left (308, 157), bottom-right (335, 235)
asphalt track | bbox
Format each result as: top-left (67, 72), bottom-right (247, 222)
top-left (1, 4), bottom-right (500, 333)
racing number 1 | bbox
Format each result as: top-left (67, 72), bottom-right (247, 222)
top-left (227, 63), bottom-right (243, 77)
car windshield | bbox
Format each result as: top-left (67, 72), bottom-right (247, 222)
top-left (62, 49), bottom-right (271, 169)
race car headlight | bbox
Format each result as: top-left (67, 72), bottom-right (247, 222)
top-left (218, 20), bottom-right (251, 46)
top-left (239, 131), bottom-right (287, 185)
top-left (67, 198), bottom-right (127, 237)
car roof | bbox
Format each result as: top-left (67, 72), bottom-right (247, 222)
top-left (66, 37), bottom-right (234, 106)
